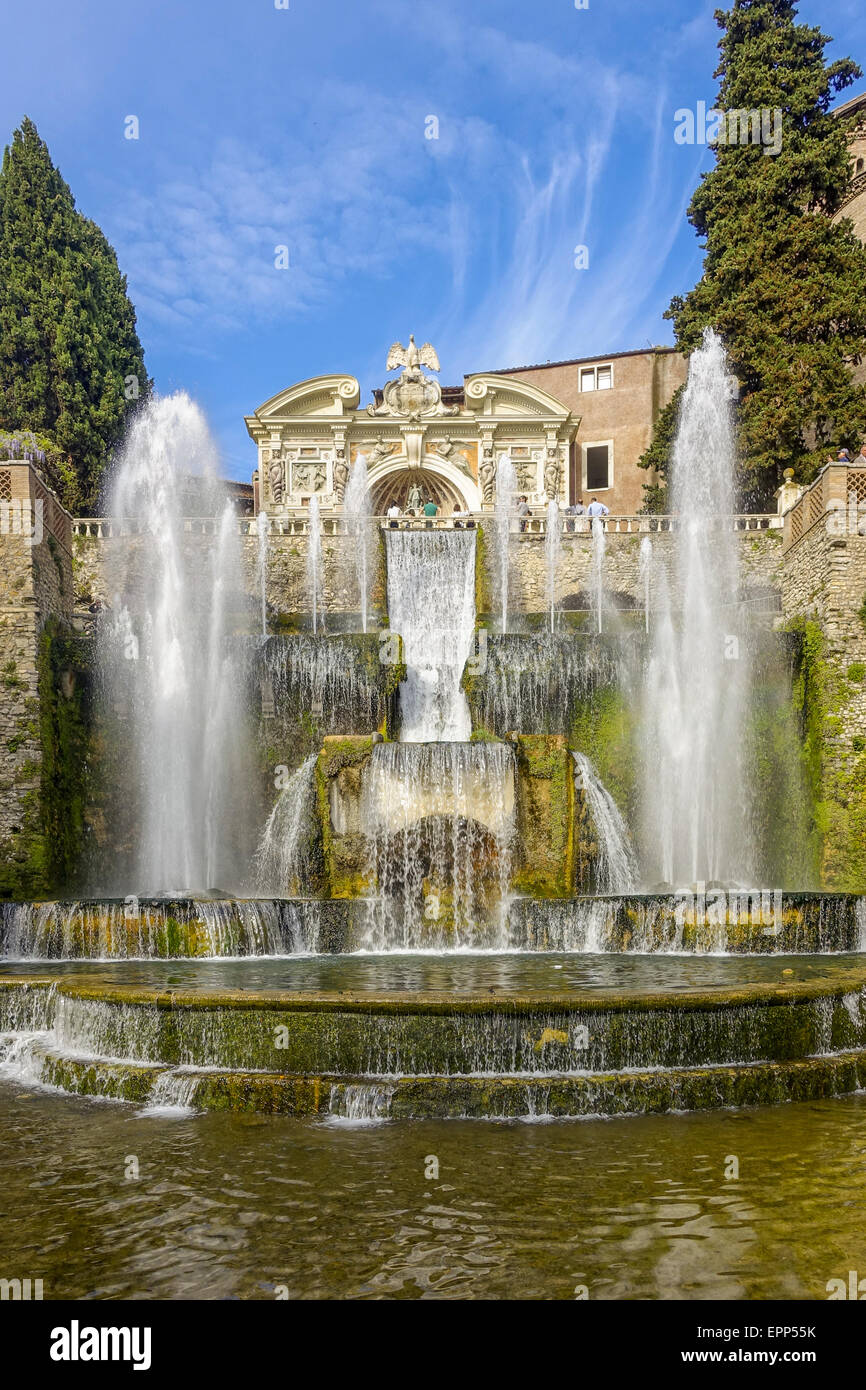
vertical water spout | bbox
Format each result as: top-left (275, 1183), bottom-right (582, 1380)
top-left (495, 455), bottom-right (517, 634)
top-left (344, 451), bottom-right (372, 633)
top-left (100, 392), bottom-right (250, 894)
top-left (545, 499), bottom-right (561, 634)
top-left (307, 496), bottom-right (323, 634)
top-left (639, 535), bottom-right (652, 635)
top-left (256, 510), bottom-right (269, 639)
top-left (591, 515), bottom-right (605, 635)
top-left (641, 328), bottom-right (750, 886)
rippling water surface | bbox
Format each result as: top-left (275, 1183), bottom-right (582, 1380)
top-left (2, 1082), bottom-right (865, 1300)
top-left (2, 952), bottom-right (863, 994)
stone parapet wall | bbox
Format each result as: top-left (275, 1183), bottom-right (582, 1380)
top-left (72, 524), bottom-right (783, 624)
top-left (0, 467), bottom-right (75, 895)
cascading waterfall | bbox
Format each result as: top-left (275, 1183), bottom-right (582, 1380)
top-left (252, 755), bottom-right (318, 895)
top-left (495, 455), bottom-right (518, 634)
top-left (385, 529), bottom-right (476, 742)
top-left (344, 452), bottom-right (373, 633)
top-left (591, 515), bottom-right (605, 635)
top-left (256, 511), bottom-right (269, 638)
top-left (99, 393), bottom-right (251, 895)
top-left (572, 752), bottom-right (639, 894)
top-left (639, 536), bottom-right (652, 634)
top-left (307, 495), bottom-right (323, 633)
top-left (361, 742), bottom-right (515, 948)
top-left (545, 499), bottom-right (562, 634)
top-left (464, 634), bottom-right (621, 736)
top-left (259, 634), bottom-right (385, 734)
top-left (641, 329), bottom-right (751, 886)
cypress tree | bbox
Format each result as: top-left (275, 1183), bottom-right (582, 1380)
top-left (640, 1), bottom-right (866, 509)
top-left (0, 117), bottom-right (149, 511)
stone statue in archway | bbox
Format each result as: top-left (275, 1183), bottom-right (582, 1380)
top-left (407, 481), bottom-right (424, 512)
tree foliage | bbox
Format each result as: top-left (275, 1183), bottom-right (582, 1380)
top-left (641, 0), bottom-right (866, 510)
top-left (0, 117), bottom-right (149, 511)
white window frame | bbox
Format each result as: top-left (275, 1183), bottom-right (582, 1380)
top-left (579, 363), bottom-right (614, 392)
top-left (582, 439), bottom-right (614, 493)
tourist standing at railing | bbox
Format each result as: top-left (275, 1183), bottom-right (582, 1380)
top-left (856, 443), bottom-right (866, 467)
top-left (387, 500), bottom-right (400, 528)
top-left (586, 497), bottom-right (609, 518)
top-left (565, 499), bottom-right (585, 532)
top-left (517, 495), bottom-right (531, 532)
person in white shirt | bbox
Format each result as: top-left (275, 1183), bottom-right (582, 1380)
top-left (386, 501), bottom-right (400, 518)
top-left (586, 497), bottom-right (609, 518)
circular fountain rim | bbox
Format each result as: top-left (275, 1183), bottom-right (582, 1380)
top-left (4, 966), bottom-right (866, 1014)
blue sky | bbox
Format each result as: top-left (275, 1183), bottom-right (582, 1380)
top-left (1, 0), bottom-right (863, 480)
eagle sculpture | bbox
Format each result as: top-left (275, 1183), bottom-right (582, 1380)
top-left (386, 335), bottom-right (440, 375)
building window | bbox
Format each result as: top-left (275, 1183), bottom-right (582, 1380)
top-left (583, 441), bottom-right (612, 492)
top-left (579, 363), bottom-right (613, 392)
top-left (857, 157), bottom-right (865, 175)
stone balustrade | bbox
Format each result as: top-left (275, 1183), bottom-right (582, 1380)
top-left (73, 511), bottom-right (782, 540)
top-left (783, 463), bottom-right (866, 552)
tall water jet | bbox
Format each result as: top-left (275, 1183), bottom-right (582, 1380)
top-left (572, 752), bottom-right (639, 894)
top-left (99, 393), bottom-right (251, 893)
top-left (256, 510), bottom-right (269, 638)
top-left (641, 329), bottom-right (750, 886)
top-left (386, 529), bottom-right (476, 742)
top-left (307, 495), bottom-right (323, 634)
top-left (344, 452), bottom-right (373, 633)
top-left (591, 515), bottom-right (605, 635)
top-left (545, 499), bottom-right (562, 634)
top-left (495, 455), bottom-right (518, 634)
top-left (639, 536), bottom-right (652, 634)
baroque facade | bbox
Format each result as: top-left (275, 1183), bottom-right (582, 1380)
top-left (245, 337), bottom-right (578, 517)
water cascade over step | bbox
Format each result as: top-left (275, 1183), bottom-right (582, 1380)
top-left (361, 741), bottom-right (515, 948)
top-left (572, 752), bottom-right (640, 894)
top-left (386, 529), bottom-right (476, 742)
top-left (252, 756), bottom-right (318, 896)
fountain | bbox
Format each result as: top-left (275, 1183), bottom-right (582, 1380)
top-left (385, 529), bottom-right (475, 742)
top-left (641, 329), bottom-right (750, 887)
top-left (252, 755), bottom-right (318, 895)
top-left (591, 514), bottom-right (605, 634)
top-left (545, 498), bottom-right (562, 634)
top-left (344, 451), bottom-right (373, 633)
top-left (639, 535), bottom-right (652, 634)
top-left (99, 393), bottom-right (251, 895)
top-left (3, 361), bottom-right (862, 1133)
top-left (573, 752), bottom-right (639, 894)
top-left (495, 454), bottom-right (517, 633)
top-left (256, 510), bottom-right (269, 638)
top-left (307, 495), bottom-right (323, 634)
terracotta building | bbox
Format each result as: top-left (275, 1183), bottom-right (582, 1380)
top-left (488, 346), bottom-right (688, 515)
